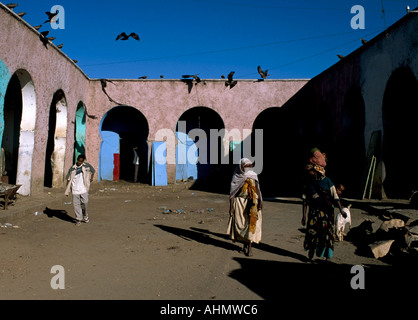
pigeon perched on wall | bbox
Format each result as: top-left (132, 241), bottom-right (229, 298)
top-left (39, 31), bottom-right (50, 48)
top-left (6, 3), bottom-right (18, 10)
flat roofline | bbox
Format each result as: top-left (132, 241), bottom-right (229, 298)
top-left (90, 78), bottom-right (311, 82)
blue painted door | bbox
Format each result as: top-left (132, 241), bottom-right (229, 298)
top-left (152, 141), bottom-right (167, 186)
top-left (175, 131), bottom-right (198, 180)
top-left (99, 131), bottom-right (120, 181)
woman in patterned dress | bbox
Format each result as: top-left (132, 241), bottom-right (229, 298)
top-left (228, 158), bottom-right (263, 257)
top-left (301, 164), bottom-right (346, 261)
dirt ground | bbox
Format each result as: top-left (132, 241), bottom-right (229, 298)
top-left (1, 179), bottom-right (418, 305)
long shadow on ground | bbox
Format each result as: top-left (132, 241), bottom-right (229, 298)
top-left (155, 224), bottom-right (418, 304)
top-left (43, 207), bottom-right (76, 223)
top-left (229, 257), bottom-right (418, 302)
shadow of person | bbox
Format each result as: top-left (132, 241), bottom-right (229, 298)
top-left (154, 224), bottom-right (241, 252)
top-left (190, 227), bottom-right (310, 263)
top-left (43, 207), bottom-right (76, 223)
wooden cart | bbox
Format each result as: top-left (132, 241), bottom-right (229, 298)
top-left (0, 183), bottom-right (21, 210)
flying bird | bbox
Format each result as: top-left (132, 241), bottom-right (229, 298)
top-left (182, 74), bottom-right (201, 83)
top-left (225, 71), bottom-right (237, 89)
top-left (84, 105), bottom-right (98, 120)
top-left (44, 11), bottom-right (58, 24)
top-left (99, 79), bottom-right (123, 105)
top-left (116, 32), bottom-right (140, 41)
top-left (257, 66), bottom-right (270, 79)
top-left (337, 54), bottom-right (345, 60)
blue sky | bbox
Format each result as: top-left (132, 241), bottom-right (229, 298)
top-left (9, 0), bottom-right (418, 79)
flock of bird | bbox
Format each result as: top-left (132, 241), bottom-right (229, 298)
top-left (5, 2), bottom-right (276, 84)
top-left (5, 1), bottom-right (376, 80)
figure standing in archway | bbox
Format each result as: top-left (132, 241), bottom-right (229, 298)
top-left (133, 146), bottom-right (139, 182)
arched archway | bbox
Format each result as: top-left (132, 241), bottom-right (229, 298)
top-left (334, 87), bottom-right (366, 198)
top-left (176, 106), bottom-right (226, 192)
top-left (44, 90), bottom-right (67, 188)
top-left (74, 102), bottom-right (86, 163)
top-left (100, 106), bottom-right (149, 183)
top-left (382, 66), bottom-right (418, 199)
top-left (1, 69), bottom-right (36, 195)
top-left (253, 106), bottom-right (304, 197)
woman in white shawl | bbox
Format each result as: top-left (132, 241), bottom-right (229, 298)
top-left (227, 158), bottom-right (263, 256)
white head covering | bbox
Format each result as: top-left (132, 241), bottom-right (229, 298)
top-left (230, 158), bottom-right (259, 198)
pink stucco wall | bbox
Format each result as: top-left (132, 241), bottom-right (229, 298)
top-left (0, 4), bottom-right (308, 194)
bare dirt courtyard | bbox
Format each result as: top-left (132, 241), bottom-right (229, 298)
top-left (1, 180), bottom-right (417, 307)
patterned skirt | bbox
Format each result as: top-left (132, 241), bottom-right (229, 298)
top-left (303, 207), bottom-right (334, 259)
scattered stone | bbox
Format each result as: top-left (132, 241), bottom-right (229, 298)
top-left (408, 225), bottom-right (418, 235)
top-left (369, 240), bottom-right (394, 258)
top-left (405, 233), bottom-right (418, 248)
top-left (378, 219), bottom-right (405, 233)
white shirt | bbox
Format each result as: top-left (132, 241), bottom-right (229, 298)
top-left (71, 166), bottom-right (87, 195)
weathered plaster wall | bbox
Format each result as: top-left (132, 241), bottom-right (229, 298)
top-left (300, 12), bottom-right (418, 198)
top-left (0, 5), bottom-right (90, 194)
top-left (0, 4), bottom-right (308, 194)
top-left (5, 1), bottom-right (417, 198)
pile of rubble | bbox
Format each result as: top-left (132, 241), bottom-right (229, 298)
top-left (368, 218), bottom-right (418, 258)
top-left (347, 206), bottom-right (418, 260)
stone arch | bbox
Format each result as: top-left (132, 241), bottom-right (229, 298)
top-left (334, 87), bottom-right (366, 198)
top-left (382, 66), bottom-right (418, 199)
top-left (176, 106), bottom-right (227, 192)
top-left (100, 105), bottom-right (149, 183)
top-left (44, 89), bottom-right (68, 188)
top-left (253, 106), bottom-right (304, 197)
top-left (1, 69), bottom-right (36, 195)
